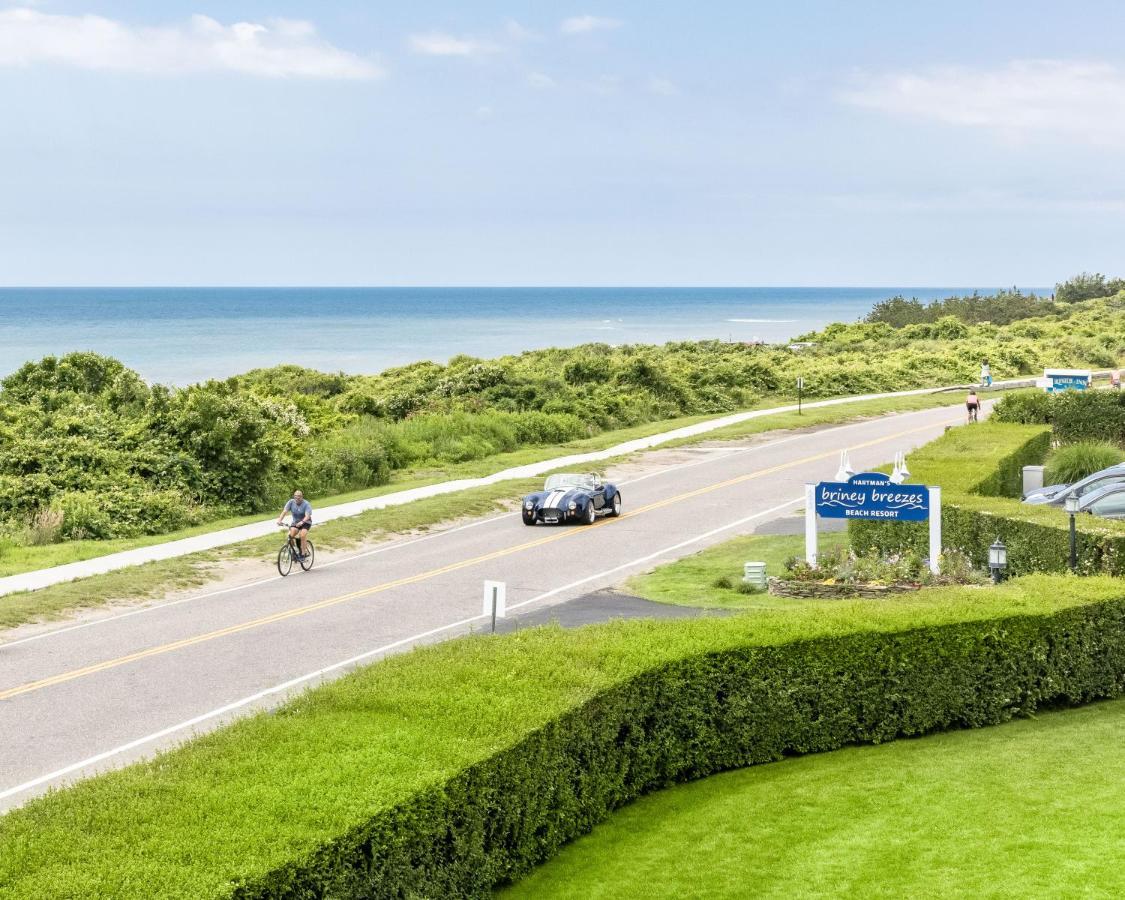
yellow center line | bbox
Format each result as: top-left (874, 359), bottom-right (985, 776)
top-left (0, 419), bottom-right (954, 702)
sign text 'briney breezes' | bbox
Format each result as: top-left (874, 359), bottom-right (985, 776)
top-left (814, 473), bottom-right (930, 521)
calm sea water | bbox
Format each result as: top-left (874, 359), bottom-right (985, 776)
top-left (0, 287), bottom-right (1032, 386)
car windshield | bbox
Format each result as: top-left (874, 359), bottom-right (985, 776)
top-left (1090, 490), bottom-right (1125, 518)
top-left (544, 473), bottom-right (597, 491)
top-left (1075, 472), bottom-right (1125, 498)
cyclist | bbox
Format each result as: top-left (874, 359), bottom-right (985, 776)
top-left (277, 490), bottom-right (312, 559)
top-left (966, 389), bottom-right (980, 423)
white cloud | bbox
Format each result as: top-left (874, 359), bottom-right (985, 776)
top-left (840, 59), bottom-right (1125, 143)
top-left (0, 7), bottom-right (381, 79)
top-left (407, 31), bottom-right (498, 57)
top-left (560, 15), bottom-right (622, 35)
top-left (528, 71), bottom-right (556, 89)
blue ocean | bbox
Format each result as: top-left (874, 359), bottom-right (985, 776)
top-left (0, 287), bottom-right (1036, 385)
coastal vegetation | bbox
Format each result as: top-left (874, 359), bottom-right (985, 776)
top-left (0, 290), bottom-right (1121, 550)
top-left (2, 573), bottom-right (1124, 898)
top-left (863, 272), bottom-right (1124, 327)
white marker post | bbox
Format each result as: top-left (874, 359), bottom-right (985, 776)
top-left (927, 486), bottom-right (942, 575)
top-left (483, 580), bottom-right (507, 633)
top-left (804, 482), bottom-right (818, 565)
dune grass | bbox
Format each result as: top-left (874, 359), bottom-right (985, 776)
top-left (501, 697), bottom-right (1125, 899)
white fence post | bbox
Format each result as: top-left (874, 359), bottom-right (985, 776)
top-left (928, 486), bottom-right (942, 575)
top-left (805, 482), bottom-right (818, 565)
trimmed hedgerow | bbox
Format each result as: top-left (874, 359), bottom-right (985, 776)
top-left (2, 577), bottom-right (1125, 898)
top-left (849, 422), bottom-right (1125, 575)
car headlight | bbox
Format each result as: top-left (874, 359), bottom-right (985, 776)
top-left (524, 500), bottom-right (534, 510)
top-left (568, 500), bottom-right (577, 511)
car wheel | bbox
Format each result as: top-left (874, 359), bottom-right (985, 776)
top-left (608, 492), bottom-right (622, 517)
top-left (522, 510), bottom-right (536, 526)
top-left (583, 502), bottom-right (596, 525)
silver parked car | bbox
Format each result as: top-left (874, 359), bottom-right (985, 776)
top-left (1078, 482), bottom-right (1125, 520)
top-left (1023, 462), bottom-right (1125, 506)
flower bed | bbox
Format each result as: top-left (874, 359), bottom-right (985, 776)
top-left (767, 577), bottom-right (922, 600)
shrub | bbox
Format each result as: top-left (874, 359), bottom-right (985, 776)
top-left (991, 390), bottom-right (1054, 425)
top-left (1051, 390), bottom-right (1125, 446)
top-left (2, 577), bottom-right (1125, 897)
top-left (1044, 442), bottom-right (1125, 486)
top-left (849, 423), bottom-right (1125, 576)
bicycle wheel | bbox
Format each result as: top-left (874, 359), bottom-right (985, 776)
top-left (277, 542), bottom-right (293, 577)
top-left (300, 540), bottom-right (315, 571)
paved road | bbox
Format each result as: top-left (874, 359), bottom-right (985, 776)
top-left (0, 403), bottom-right (965, 810)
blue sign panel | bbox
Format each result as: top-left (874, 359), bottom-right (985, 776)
top-left (1047, 375), bottom-right (1089, 393)
top-left (815, 473), bottom-right (930, 521)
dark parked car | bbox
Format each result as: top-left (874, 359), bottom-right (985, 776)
top-left (1022, 462), bottom-right (1125, 506)
top-left (521, 473), bottom-right (622, 526)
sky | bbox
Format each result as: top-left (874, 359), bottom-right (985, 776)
top-left (1, 1), bottom-right (1123, 286)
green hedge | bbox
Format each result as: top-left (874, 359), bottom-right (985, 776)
top-left (849, 423), bottom-right (1125, 575)
top-left (992, 388), bottom-right (1125, 446)
top-left (4, 577), bottom-right (1125, 898)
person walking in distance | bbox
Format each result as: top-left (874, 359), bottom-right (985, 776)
top-left (980, 359), bottom-right (992, 388)
top-left (1112, 369), bottom-right (1121, 390)
top-left (966, 389), bottom-right (980, 424)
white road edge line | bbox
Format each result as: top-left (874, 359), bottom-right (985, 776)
top-left (3, 402), bottom-right (957, 649)
top-left (0, 496), bottom-right (802, 804)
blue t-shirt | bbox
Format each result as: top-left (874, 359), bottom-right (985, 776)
top-left (285, 499), bottom-right (312, 523)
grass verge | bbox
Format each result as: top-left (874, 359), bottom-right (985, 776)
top-left (622, 531), bottom-right (848, 610)
top-left (501, 697), bottom-right (1125, 899)
top-left (1, 574), bottom-right (1123, 897)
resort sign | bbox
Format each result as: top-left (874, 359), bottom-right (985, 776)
top-left (814, 473), bottom-right (929, 521)
top-left (805, 457), bottom-right (942, 574)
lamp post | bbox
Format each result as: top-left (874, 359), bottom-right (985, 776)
top-left (1065, 494), bottom-right (1080, 573)
top-left (988, 538), bottom-right (1008, 584)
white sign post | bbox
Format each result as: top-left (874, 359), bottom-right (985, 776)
top-left (804, 482), bottom-right (818, 565)
top-left (483, 580), bottom-right (506, 633)
top-left (928, 487), bottom-right (942, 575)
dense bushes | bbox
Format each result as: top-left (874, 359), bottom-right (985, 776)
top-left (1, 292), bottom-right (1121, 544)
top-left (1055, 272), bottom-right (1125, 304)
top-left (865, 288), bottom-right (1058, 327)
top-left (2, 577), bottom-right (1125, 897)
top-left (993, 389), bottom-right (1125, 446)
top-left (849, 423), bottom-right (1125, 575)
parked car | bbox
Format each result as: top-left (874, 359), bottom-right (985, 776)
top-left (521, 473), bottom-right (622, 526)
top-left (1079, 482), bottom-right (1125, 520)
top-left (1022, 462), bottom-right (1125, 506)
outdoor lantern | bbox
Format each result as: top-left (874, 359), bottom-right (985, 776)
top-left (988, 538), bottom-right (1008, 583)
top-left (1064, 493), bottom-right (1080, 571)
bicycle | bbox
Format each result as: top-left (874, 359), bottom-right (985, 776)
top-left (277, 522), bottom-right (315, 577)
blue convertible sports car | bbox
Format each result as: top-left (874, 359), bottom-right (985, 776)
top-left (522, 473), bottom-right (622, 526)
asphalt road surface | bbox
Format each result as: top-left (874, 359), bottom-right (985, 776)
top-left (0, 403), bottom-right (966, 810)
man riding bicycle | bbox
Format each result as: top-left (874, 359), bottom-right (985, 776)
top-left (277, 490), bottom-right (312, 559)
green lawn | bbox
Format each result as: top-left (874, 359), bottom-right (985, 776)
top-left (623, 531), bottom-right (848, 610)
top-left (501, 697), bottom-right (1125, 899)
